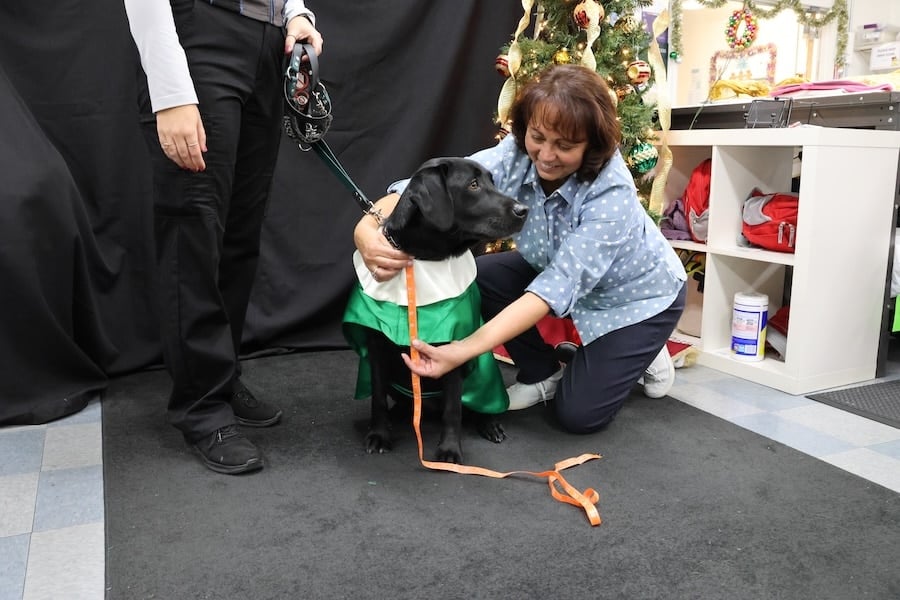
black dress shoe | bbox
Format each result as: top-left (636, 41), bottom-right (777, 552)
top-left (231, 380), bottom-right (283, 427)
top-left (192, 425), bottom-right (263, 474)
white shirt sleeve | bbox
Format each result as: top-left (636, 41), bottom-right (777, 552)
top-left (284, 0), bottom-right (315, 26)
top-left (123, 0), bottom-right (198, 114)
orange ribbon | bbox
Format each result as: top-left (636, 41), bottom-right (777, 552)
top-left (404, 265), bottom-right (603, 526)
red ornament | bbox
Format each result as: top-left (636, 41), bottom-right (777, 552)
top-left (626, 60), bottom-right (651, 85)
top-left (495, 54), bottom-right (510, 78)
top-left (573, 2), bottom-right (590, 29)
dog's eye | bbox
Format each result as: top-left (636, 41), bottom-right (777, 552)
top-left (468, 179), bottom-right (479, 191)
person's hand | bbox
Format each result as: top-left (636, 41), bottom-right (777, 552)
top-left (285, 16), bottom-right (323, 55)
top-left (402, 339), bottom-right (470, 380)
top-left (156, 104), bottom-right (206, 172)
top-left (355, 217), bottom-right (411, 282)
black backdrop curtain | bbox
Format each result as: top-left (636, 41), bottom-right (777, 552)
top-left (0, 1), bottom-right (523, 425)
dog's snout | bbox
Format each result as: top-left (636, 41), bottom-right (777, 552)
top-left (513, 203), bottom-right (529, 219)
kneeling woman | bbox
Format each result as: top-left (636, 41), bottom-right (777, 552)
top-left (355, 64), bottom-right (686, 433)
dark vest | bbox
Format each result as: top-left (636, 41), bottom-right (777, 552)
top-left (206, 0), bottom-right (287, 26)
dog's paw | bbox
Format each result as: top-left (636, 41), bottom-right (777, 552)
top-left (435, 444), bottom-right (463, 464)
top-left (364, 431), bottom-right (393, 454)
top-left (476, 419), bottom-right (507, 444)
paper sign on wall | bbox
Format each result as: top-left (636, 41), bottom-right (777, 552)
top-left (870, 41), bottom-right (900, 71)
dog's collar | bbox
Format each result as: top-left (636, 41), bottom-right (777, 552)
top-left (379, 225), bottom-right (401, 250)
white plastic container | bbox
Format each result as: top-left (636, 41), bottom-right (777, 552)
top-left (731, 292), bottom-right (768, 361)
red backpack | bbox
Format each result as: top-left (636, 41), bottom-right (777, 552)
top-left (682, 158), bottom-right (712, 243)
top-left (741, 188), bottom-right (799, 253)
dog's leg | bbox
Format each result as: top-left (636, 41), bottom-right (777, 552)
top-left (435, 369), bottom-right (464, 463)
top-left (364, 331), bottom-right (393, 454)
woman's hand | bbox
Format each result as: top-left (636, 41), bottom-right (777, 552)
top-left (402, 339), bottom-right (471, 380)
top-left (285, 16), bottom-right (323, 55)
top-left (354, 194), bottom-right (411, 282)
top-left (156, 104), bottom-right (207, 172)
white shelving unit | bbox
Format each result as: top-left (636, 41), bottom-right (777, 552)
top-left (660, 127), bottom-right (900, 394)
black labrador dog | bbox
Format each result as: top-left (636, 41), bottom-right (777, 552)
top-left (344, 157), bottom-right (528, 463)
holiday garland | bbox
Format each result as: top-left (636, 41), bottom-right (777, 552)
top-left (670, 0), bottom-right (849, 69)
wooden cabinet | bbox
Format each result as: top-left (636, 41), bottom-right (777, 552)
top-left (660, 127), bottom-right (900, 394)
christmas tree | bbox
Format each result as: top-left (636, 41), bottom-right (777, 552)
top-left (494, 0), bottom-right (666, 219)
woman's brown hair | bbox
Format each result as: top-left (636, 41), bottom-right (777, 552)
top-left (509, 64), bottom-right (622, 181)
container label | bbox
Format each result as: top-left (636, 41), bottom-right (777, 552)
top-left (732, 307), bottom-right (768, 358)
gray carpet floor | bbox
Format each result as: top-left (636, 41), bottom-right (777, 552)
top-left (102, 350), bottom-right (900, 600)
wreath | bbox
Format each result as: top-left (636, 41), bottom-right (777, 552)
top-left (725, 7), bottom-right (758, 51)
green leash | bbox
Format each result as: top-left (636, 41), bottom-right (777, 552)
top-left (309, 140), bottom-right (373, 214)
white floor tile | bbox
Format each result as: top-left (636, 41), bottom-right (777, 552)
top-left (776, 403), bottom-right (900, 447)
top-left (819, 448), bottom-right (900, 494)
top-left (23, 522), bottom-right (104, 600)
top-left (46, 398), bottom-right (101, 427)
top-left (668, 383), bottom-right (765, 420)
top-left (0, 473), bottom-right (38, 538)
top-left (41, 423), bottom-right (102, 471)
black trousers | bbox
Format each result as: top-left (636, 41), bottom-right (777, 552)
top-left (138, 2), bottom-right (285, 441)
top-left (476, 250), bottom-right (686, 433)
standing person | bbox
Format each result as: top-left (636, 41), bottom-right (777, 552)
top-left (123, 0), bottom-right (323, 474)
top-left (355, 64), bottom-right (686, 434)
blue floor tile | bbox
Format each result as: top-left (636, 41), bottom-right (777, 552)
top-left (869, 438), bottom-right (900, 461)
top-left (730, 412), bottom-right (858, 458)
top-left (32, 465), bottom-right (104, 532)
top-left (0, 534), bottom-right (28, 600)
top-left (702, 378), bottom-right (814, 413)
top-left (0, 429), bottom-right (44, 477)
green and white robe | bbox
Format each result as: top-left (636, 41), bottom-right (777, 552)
top-left (342, 250), bottom-right (509, 414)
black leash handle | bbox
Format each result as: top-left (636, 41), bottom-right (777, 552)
top-left (283, 41), bottom-right (372, 216)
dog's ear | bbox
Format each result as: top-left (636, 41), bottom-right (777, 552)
top-left (395, 158), bottom-right (456, 232)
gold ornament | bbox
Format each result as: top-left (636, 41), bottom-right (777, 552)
top-left (608, 87), bottom-right (618, 107)
top-left (616, 84), bottom-right (635, 100)
top-left (615, 15), bottom-right (638, 34)
top-left (553, 49), bottom-right (571, 64)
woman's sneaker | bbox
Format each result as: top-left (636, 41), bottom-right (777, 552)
top-left (506, 367), bottom-right (565, 410)
top-left (231, 380), bottom-right (283, 427)
top-left (641, 347), bottom-right (675, 399)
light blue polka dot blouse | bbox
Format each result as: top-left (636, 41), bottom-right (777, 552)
top-left (467, 134), bottom-right (687, 345)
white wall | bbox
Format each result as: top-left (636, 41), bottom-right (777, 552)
top-left (845, 0), bottom-right (900, 76)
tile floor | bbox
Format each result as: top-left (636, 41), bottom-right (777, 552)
top-left (2, 361), bottom-right (900, 600)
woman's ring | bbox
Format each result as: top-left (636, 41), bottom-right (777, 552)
top-left (371, 266), bottom-right (379, 280)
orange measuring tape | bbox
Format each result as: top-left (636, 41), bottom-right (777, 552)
top-left (403, 265), bottom-right (603, 526)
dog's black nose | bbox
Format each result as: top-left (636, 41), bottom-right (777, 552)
top-left (513, 203), bottom-right (529, 219)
